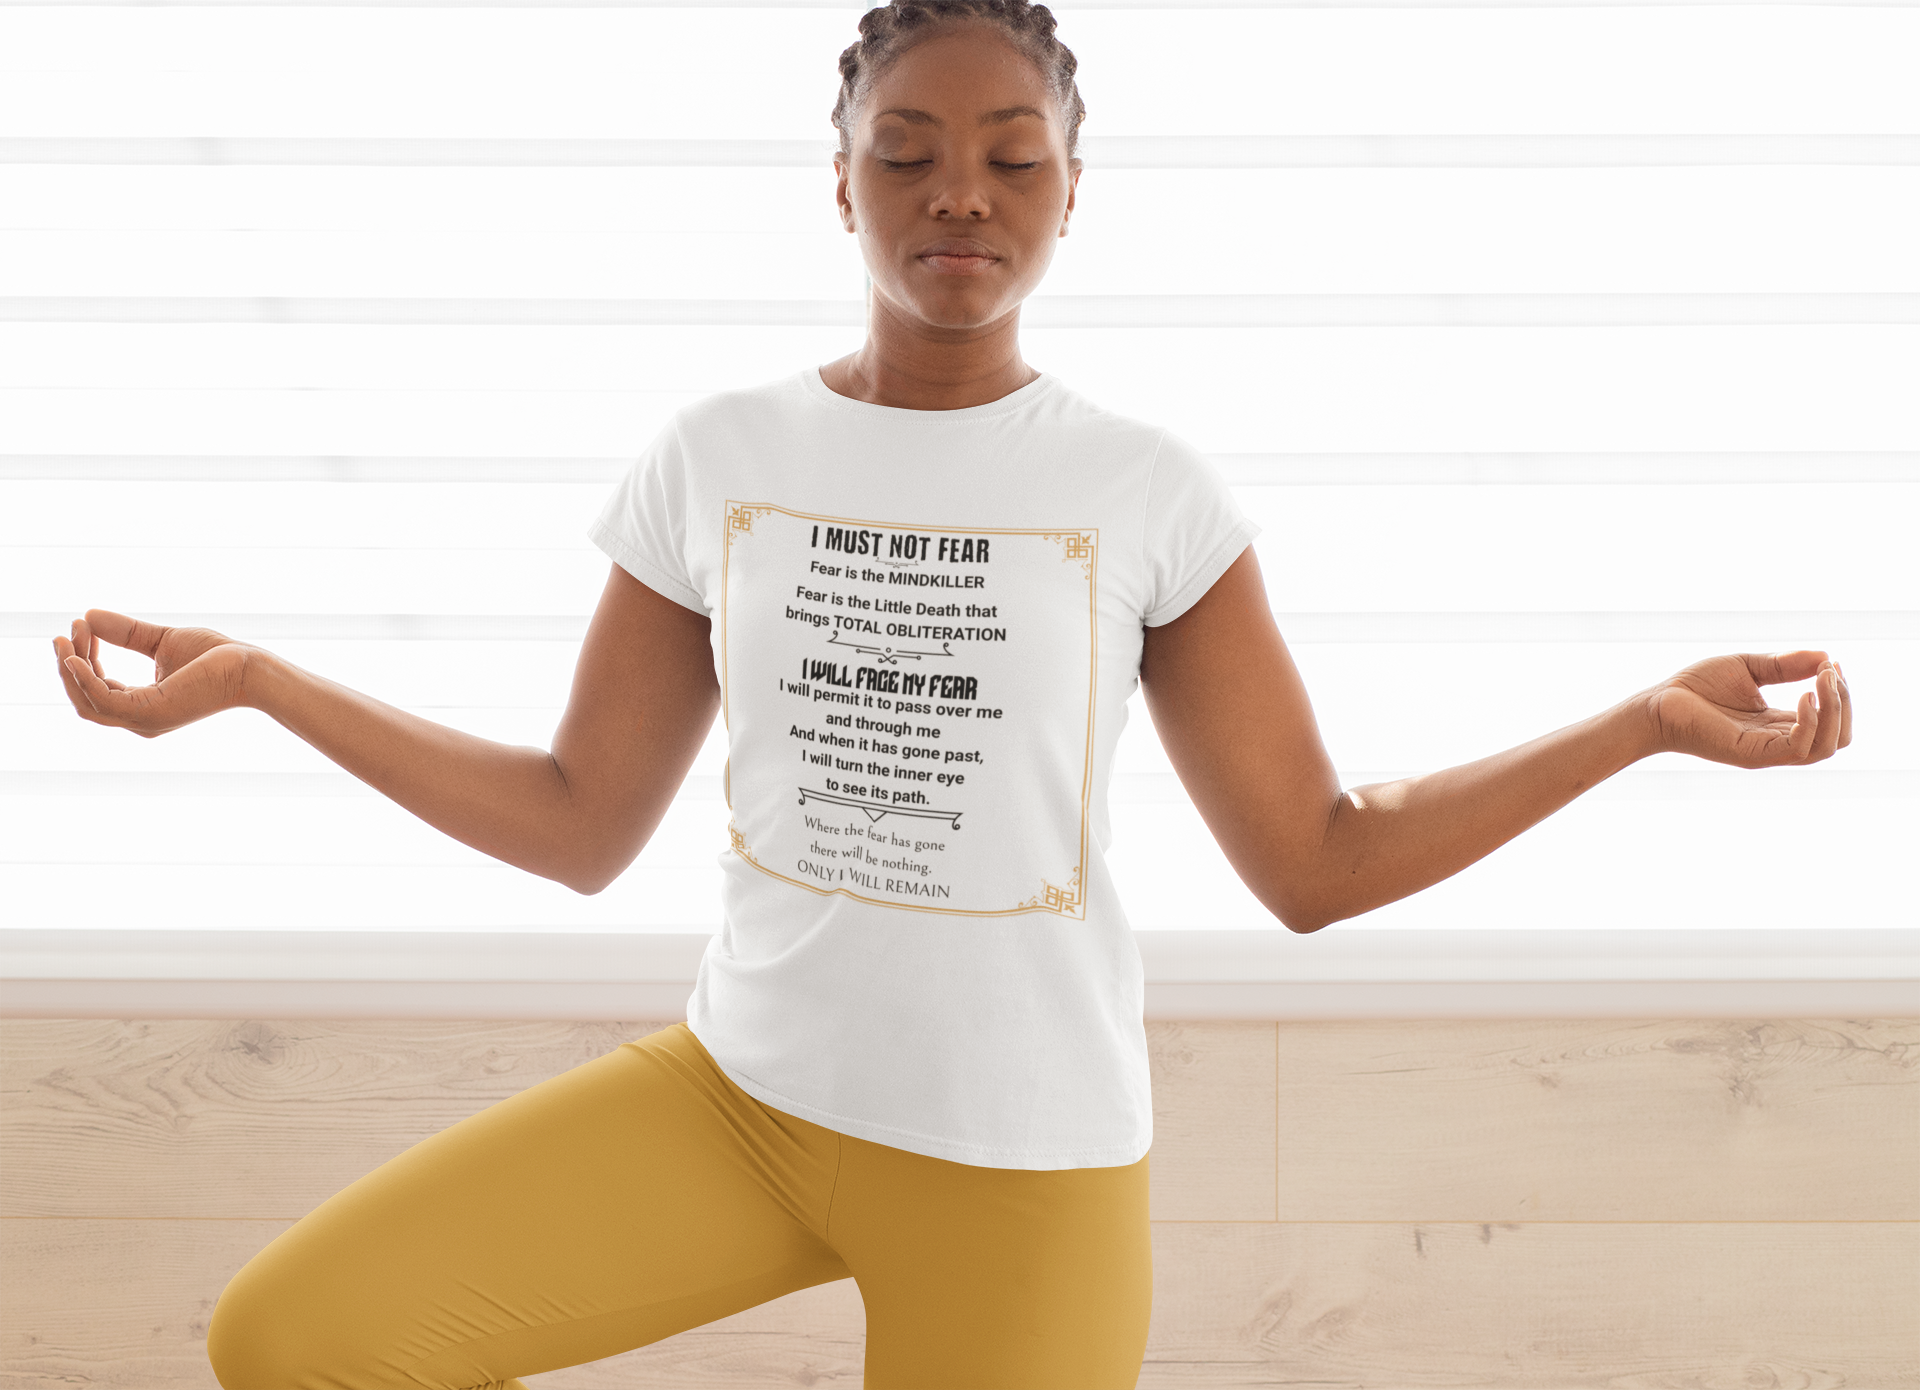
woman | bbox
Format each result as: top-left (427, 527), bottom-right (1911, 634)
top-left (52, 3), bottom-right (1851, 1388)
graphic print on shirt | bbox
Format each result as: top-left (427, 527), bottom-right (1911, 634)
top-left (722, 502), bottom-right (1098, 918)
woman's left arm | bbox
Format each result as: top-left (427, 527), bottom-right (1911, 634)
top-left (1139, 548), bottom-right (1852, 934)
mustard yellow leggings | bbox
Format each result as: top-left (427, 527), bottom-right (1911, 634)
top-left (205, 1022), bottom-right (1153, 1389)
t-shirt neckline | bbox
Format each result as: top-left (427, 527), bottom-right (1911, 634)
top-left (800, 364), bottom-right (1058, 422)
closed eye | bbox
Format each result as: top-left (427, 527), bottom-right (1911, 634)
top-left (880, 159), bottom-right (931, 170)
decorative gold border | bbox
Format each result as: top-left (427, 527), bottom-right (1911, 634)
top-left (1019, 866), bottom-right (1084, 915)
top-left (722, 502), bottom-right (1099, 919)
top-left (1044, 530), bottom-right (1097, 576)
top-left (726, 503), bottom-right (774, 545)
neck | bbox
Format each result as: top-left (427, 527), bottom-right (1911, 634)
top-left (819, 289), bottom-right (1039, 411)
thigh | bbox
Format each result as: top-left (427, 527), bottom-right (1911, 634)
top-left (833, 1138), bottom-right (1154, 1390)
top-left (207, 1023), bottom-right (849, 1390)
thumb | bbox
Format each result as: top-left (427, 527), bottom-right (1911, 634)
top-left (84, 609), bottom-right (171, 659)
top-left (1745, 650), bottom-right (1827, 687)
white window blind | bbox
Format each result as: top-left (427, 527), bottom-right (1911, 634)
top-left (3, 2), bottom-right (1916, 950)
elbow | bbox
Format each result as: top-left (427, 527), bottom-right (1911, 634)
top-left (1237, 829), bottom-right (1356, 935)
top-left (548, 822), bottom-right (650, 894)
top-left (559, 858), bottom-right (626, 896)
top-left (549, 850), bottom-right (627, 897)
top-left (1258, 892), bottom-right (1329, 934)
top-left (1275, 907), bottom-right (1333, 935)
top-left (1256, 880), bottom-right (1349, 935)
top-left (549, 829), bottom-right (651, 895)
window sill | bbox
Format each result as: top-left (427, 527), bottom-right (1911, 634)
top-left (2, 928), bottom-right (1914, 1020)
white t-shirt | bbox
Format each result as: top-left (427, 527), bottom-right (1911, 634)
top-left (588, 366), bottom-right (1258, 1170)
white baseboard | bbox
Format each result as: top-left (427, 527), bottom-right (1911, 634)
top-left (3, 928), bottom-right (1915, 1021)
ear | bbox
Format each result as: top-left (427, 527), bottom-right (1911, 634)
top-left (834, 154), bottom-right (857, 233)
top-left (1059, 158), bottom-right (1081, 237)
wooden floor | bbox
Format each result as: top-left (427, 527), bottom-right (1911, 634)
top-left (2, 1017), bottom-right (1916, 1388)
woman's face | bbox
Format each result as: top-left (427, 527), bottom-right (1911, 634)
top-left (835, 24), bottom-right (1079, 335)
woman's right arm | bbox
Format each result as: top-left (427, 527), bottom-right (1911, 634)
top-left (53, 563), bottom-right (720, 895)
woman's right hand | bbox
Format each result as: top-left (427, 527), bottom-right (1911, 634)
top-left (53, 609), bottom-right (256, 738)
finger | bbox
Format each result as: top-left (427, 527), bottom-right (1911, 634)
top-left (63, 655), bottom-right (135, 726)
top-left (1837, 661), bottom-right (1852, 748)
top-left (1786, 689), bottom-right (1817, 761)
top-left (1738, 708), bottom-right (1802, 767)
top-left (83, 608), bottom-right (170, 659)
top-left (52, 638), bottom-right (102, 720)
top-left (72, 615), bottom-right (109, 679)
top-left (61, 653), bottom-right (104, 715)
top-left (1743, 650), bottom-right (1827, 687)
top-left (1807, 664), bottom-right (1843, 762)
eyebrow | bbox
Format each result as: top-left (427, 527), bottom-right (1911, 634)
top-left (871, 105), bottom-right (1050, 128)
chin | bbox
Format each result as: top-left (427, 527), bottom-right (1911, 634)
top-left (892, 286), bottom-right (1025, 333)
top-left (919, 305), bottom-right (1018, 332)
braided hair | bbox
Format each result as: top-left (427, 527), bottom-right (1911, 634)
top-left (831, 0), bottom-right (1087, 159)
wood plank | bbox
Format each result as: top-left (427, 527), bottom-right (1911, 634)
top-left (0, 1218), bottom-right (283, 1390)
top-left (532, 1280), bottom-right (865, 1390)
top-left (1274, 1017), bottom-right (1920, 1222)
top-left (11, 1018), bottom-right (1915, 1226)
top-left (6, 1218), bottom-right (1913, 1390)
top-left (1142, 1221), bottom-right (1920, 1390)
top-left (0, 1217), bottom-right (868, 1390)
top-left (1, 1019), bottom-right (1280, 1225)
top-left (1148, 1021), bottom-right (1276, 1222)
top-left (0, 1019), bottom-right (672, 1219)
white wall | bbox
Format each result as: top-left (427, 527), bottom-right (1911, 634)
top-left (3, 3), bottom-right (1915, 938)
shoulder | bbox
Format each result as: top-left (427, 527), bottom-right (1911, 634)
top-left (1029, 377), bottom-right (1173, 455)
top-left (668, 371), bottom-right (816, 443)
top-left (1032, 380), bottom-right (1224, 498)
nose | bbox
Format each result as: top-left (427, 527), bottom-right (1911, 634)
top-left (928, 165), bottom-right (991, 220)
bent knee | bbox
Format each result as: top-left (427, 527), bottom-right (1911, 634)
top-left (207, 1263), bottom-right (304, 1389)
top-left (206, 1256), bottom-right (372, 1390)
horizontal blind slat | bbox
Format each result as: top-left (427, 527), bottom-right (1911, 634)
top-left (9, 479), bottom-right (1916, 611)
top-left (1, 769), bottom-right (1908, 801)
top-left (10, 612), bottom-right (1918, 641)
top-left (9, 11), bottom-right (1919, 138)
top-left (6, 136), bottom-right (1920, 167)
top-left (6, 0), bottom-right (1919, 9)
top-left (1, 798), bottom-right (1910, 930)
top-left (13, 638), bottom-right (1916, 770)
top-left (9, 0), bottom-right (1920, 9)
top-left (7, 452), bottom-right (1919, 483)
top-left (8, 293), bottom-right (1920, 326)
top-left (8, 173), bottom-right (1916, 304)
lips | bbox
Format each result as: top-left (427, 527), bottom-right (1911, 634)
top-left (917, 238), bottom-right (1001, 275)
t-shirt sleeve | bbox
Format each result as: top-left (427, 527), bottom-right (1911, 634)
top-left (585, 417), bottom-right (707, 615)
top-left (1140, 430), bottom-right (1261, 627)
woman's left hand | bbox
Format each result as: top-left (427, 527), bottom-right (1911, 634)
top-left (1642, 651), bottom-right (1851, 769)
